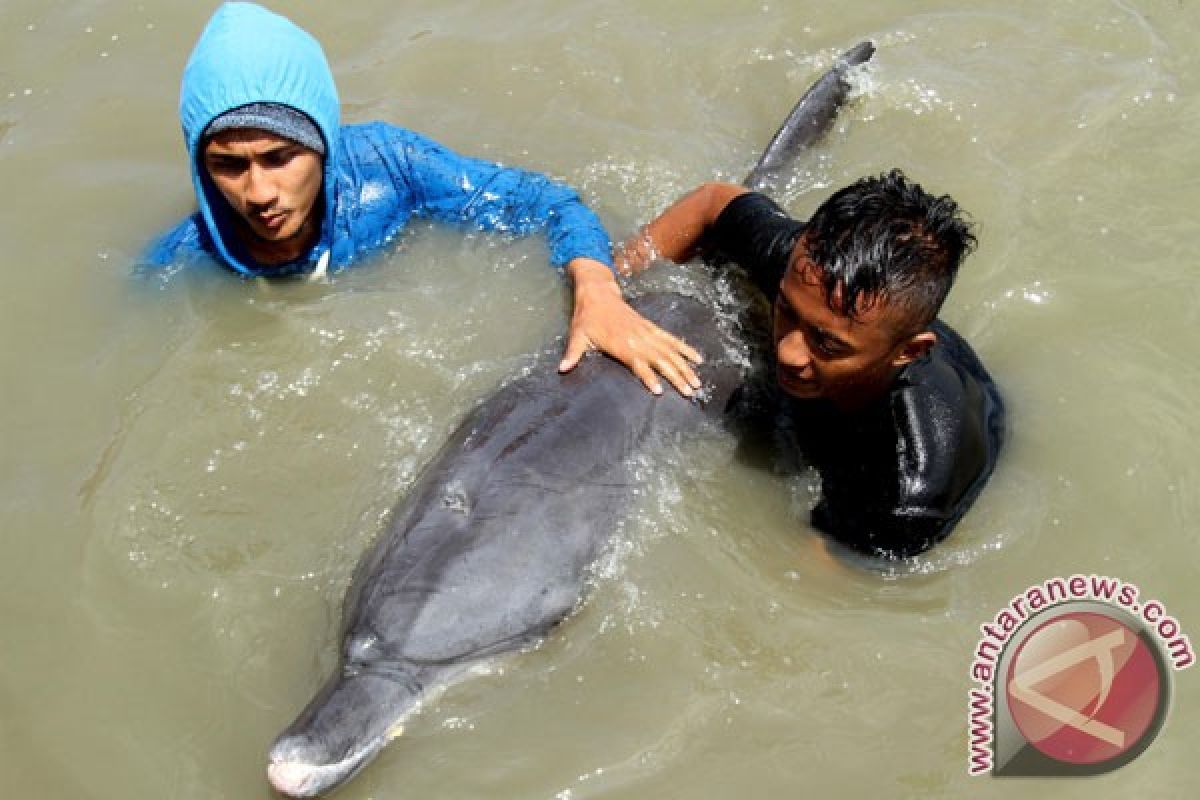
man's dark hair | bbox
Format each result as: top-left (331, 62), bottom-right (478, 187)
top-left (800, 169), bottom-right (976, 331)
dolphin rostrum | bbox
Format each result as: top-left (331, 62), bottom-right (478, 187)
top-left (266, 40), bottom-right (874, 798)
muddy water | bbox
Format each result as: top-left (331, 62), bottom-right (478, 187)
top-left (1, 1), bottom-right (1197, 797)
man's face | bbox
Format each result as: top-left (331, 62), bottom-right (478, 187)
top-left (772, 244), bottom-right (933, 408)
top-left (202, 129), bottom-right (323, 252)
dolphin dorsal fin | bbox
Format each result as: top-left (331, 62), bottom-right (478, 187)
top-left (744, 40), bottom-right (875, 194)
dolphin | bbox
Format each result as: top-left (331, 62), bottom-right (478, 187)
top-left (266, 40), bottom-right (874, 798)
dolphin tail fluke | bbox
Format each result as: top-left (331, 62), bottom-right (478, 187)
top-left (743, 40), bottom-right (875, 193)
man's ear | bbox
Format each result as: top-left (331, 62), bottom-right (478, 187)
top-left (891, 329), bottom-right (937, 368)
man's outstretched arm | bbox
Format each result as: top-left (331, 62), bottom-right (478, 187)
top-left (556, 181), bottom-right (751, 397)
top-left (397, 129), bottom-right (707, 397)
top-left (615, 182), bottom-right (748, 274)
top-left (560, 182), bottom-right (750, 395)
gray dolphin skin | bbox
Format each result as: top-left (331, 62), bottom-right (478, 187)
top-left (744, 40), bottom-right (874, 193)
top-left (266, 41), bottom-right (874, 799)
top-left (267, 295), bottom-right (747, 797)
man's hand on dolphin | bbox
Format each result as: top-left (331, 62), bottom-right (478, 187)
top-left (560, 257), bottom-right (703, 396)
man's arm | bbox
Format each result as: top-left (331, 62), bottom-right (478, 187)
top-left (560, 182), bottom-right (749, 394)
top-left (398, 129), bottom-right (704, 396)
top-left (399, 129), bottom-right (610, 268)
top-left (141, 213), bottom-right (209, 269)
top-left (811, 495), bottom-right (955, 560)
top-left (810, 366), bottom-right (999, 560)
top-left (615, 182), bottom-right (748, 274)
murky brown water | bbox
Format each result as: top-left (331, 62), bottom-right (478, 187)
top-left (2, 1), bottom-right (1197, 797)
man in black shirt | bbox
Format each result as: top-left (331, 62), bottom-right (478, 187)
top-left (617, 170), bottom-right (1004, 559)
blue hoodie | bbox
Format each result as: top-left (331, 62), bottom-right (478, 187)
top-left (145, 2), bottom-right (613, 277)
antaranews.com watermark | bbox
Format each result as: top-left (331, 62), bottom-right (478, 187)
top-left (967, 574), bottom-right (1193, 776)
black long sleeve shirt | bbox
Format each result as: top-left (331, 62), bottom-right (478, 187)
top-left (705, 192), bottom-right (1005, 558)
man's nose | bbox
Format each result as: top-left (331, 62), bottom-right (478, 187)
top-left (244, 164), bottom-right (276, 207)
top-left (776, 330), bottom-right (812, 371)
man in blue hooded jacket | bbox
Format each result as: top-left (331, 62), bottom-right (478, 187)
top-left (146, 2), bottom-right (701, 396)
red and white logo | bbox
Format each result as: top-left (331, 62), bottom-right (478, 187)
top-left (967, 581), bottom-right (1189, 778)
top-left (1005, 610), bottom-right (1162, 767)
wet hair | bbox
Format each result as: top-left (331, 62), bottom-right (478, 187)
top-left (799, 169), bottom-right (976, 332)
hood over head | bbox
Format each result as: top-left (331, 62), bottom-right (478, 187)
top-left (180, 2), bottom-right (340, 275)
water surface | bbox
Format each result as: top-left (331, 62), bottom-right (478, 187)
top-left (2, 1), bottom-right (1197, 797)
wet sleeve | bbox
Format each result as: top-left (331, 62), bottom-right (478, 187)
top-left (811, 486), bottom-right (956, 560)
top-left (701, 192), bottom-right (805, 301)
top-left (394, 130), bottom-right (613, 269)
top-left (809, 361), bottom-right (999, 560)
top-left (140, 213), bottom-right (210, 269)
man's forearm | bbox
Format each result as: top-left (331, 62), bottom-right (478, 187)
top-left (615, 182), bottom-right (747, 274)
